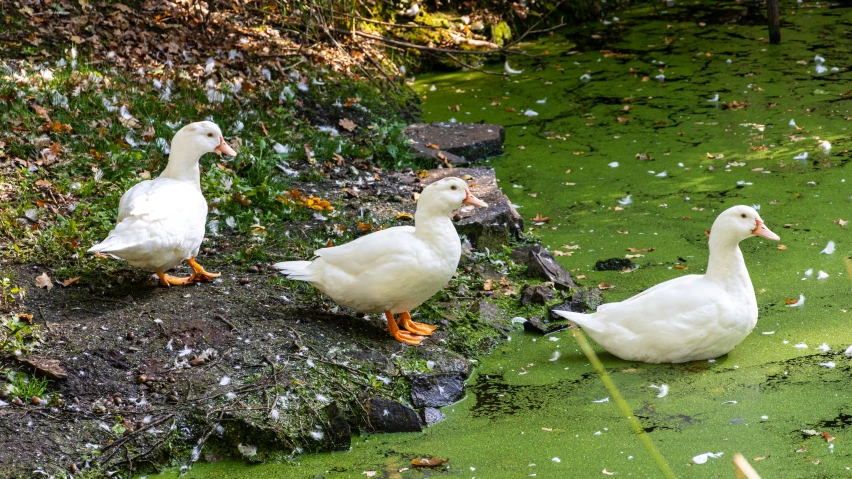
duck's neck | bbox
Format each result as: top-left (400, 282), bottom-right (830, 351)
top-left (704, 234), bottom-right (748, 285)
top-left (414, 210), bottom-right (460, 245)
top-left (159, 143), bottom-right (203, 190)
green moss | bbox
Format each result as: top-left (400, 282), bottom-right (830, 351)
top-left (491, 21), bottom-right (512, 47)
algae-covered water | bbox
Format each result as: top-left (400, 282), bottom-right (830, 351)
top-left (152, 3), bottom-right (852, 478)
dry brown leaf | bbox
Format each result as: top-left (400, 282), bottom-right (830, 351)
top-left (576, 274), bottom-right (588, 280)
top-left (675, 264), bottom-right (688, 270)
top-left (395, 212), bottom-right (414, 221)
top-left (532, 213), bottom-right (551, 223)
top-left (232, 192), bottom-right (251, 206)
top-left (562, 244), bottom-right (581, 250)
top-left (483, 279), bottom-right (494, 291)
top-left (706, 152), bottom-right (724, 159)
top-left (35, 179), bottom-right (52, 188)
top-left (822, 432), bottom-right (835, 442)
top-left (339, 118), bottom-right (357, 131)
top-left (553, 251), bottom-right (573, 257)
top-left (357, 221), bottom-right (372, 231)
top-left (32, 104), bottom-right (51, 122)
top-left (304, 143), bottom-right (314, 163)
top-left (598, 282), bottom-right (615, 290)
top-left (834, 218), bottom-right (848, 227)
top-left (61, 277), bottom-right (80, 287)
top-left (616, 229), bottom-right (628, 234)
top-left (412, 457), bottom-right (449, 467)
top-left (425, 143), bottom-right (440, 150)
top-left (627, 247), bottom-right (655, 253)
top-left (777, 244), bottom-right (787, 250)
top-left (35, 272), bottom-right (53, 290)
top-left (617, 116), bottom-right (630, 123)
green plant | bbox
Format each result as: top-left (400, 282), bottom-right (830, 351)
top-left (0, 276), bottom-right (26, 309)
top-left (6, 371), bottom-right (49, 399)
top-left (0, 314), bottom-right (42, 356)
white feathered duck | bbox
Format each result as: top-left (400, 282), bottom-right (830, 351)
top-left (273, 177), bottom-right (488, 345)
top-left (89, 121), bottom-right (236, 286)
top-left (555, 205), bottom-right (779, 363)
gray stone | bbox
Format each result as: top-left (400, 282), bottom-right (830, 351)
top-left (520, 283), bottom-right (555, 306)
top-left (522, 316), bottom-right (570, 335)
top-left (420, 407), bottom-right (446, 426)
top-left (574, 287), bottom-right (604, 311)
top-left (515, 246), bottom-right (576, 291)
top-left (404, 122), bottom-right (505, 165)
top-left (549, 300), bottom-right (587, 320)
top-left (422, 167), bottom-right (524, 250)
top-left (365, 397), bottom-right (422, 433)
top-left (323, 403), bottom-right (351, 451)
top-left (475, 298), bottom-right (506, 326)
top-left (410, 373), bottom-right (466, 408)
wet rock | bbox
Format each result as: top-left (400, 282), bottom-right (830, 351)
top-left (515, 246), bottom-right (576, 291)
top-left (404, 122), bottom-right (505, 165)
top-left (520, 283), bottom-right (555, 306)
top-left (523, 316), bottom-right (570, 335)
top-left (420, 407), bottom-right (446, 426)
top-left (18, 356), bottom-right (67, 380)
top-left (365, 397), bottom-right (422, 433)
top-left (323, 403), bottom-right (351, 451)
top-left (574, 287), bottom-right (604, 311)
top-left (549, 300), bottom-right (587, 320)
top-left (475, 298), bottom-right (507, 326)
top-left (420, 167), bottom-right (523, 250)
top-left (410, 373), bottom-right (465, 408)
top-left (416, 350), bottom-right (473, 377)
top-left (594, 258), bottom-right (637, 271)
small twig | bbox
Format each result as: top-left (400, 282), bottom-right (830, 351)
top-left (213, 313), bottom-right (238, 331)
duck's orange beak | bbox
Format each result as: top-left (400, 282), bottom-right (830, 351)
top-left (215, 136), bottom-right (237, 156)
top-left (752, 219), bottom-right (780, 241)
top-left (463, 189), bottom-right (488, 207)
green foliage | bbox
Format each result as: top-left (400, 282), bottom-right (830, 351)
top-left (5, 371), bottom-right (49, 399)
top-left (0, 276), bottom-right (26, 309)
top-left (0, 315), bottom-right (42, 357)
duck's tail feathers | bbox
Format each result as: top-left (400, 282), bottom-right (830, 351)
top-left (87, 235), bottom-right (133, 255)
top-left (272, 261), bottom-right (313, 281)
top-left (552, 310), bottom-right (605, 333)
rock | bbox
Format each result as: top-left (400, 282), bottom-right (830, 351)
top-left (420, 167), bottom-right (524, 250)
top-left (18, 357), bottom-right (67, 380)
top-left (516, 246), bottom-right (576, 291)
top-left (475, 298), bottom-right (506, 326)
top-left (410, 373), bottom-right (466, 408)
top-left (365, 397), bottom-right (422, 433)
top-left (523, 316), bottom-right (570, 335)
top-left (574, 287), bottom-right (604, 311)
top-left (549, 300), bottom-right (587, 320)
top-left (323, 403), bottom-right (351, 451)
top-left (417, 350), bottom-right (474, 378)
top-left (420, 407), bottom-right (446, 426)
top-left (404, 122), bottom-right (505, 166)
top-left (594, 258), bottom-right (637, 271)
top-left (520, 283), bottom-right (555, 306)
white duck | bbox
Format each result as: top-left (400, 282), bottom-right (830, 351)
top-left (555, 205), bottom-right (779, 363)
top-left (273, 177), bottom-right (487, 345)
top-left (88, 121), bottom-right (236, 286)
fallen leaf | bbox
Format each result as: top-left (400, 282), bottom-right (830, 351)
top-left (35, 272), bottom-right (53, 290)
top-left (635, 152), bottom-right (654, 160)
top-left (483, 279), bottom-right (494, 291)
top-left (822, 432), bottom-right (835, 442)
top-left (61, 277), bottom-right (80, 287)
top-left (576, 274), bottom-right (588, 280)
top-left (232, 192), bottom-right (251, 206)
top-left (339, 118), bottom-right (357, 131)
top-left (706, 152), bottom-right (724, 159)
top-left (32, 104), bottom-right (51, 122)
top-left (396, 212), bottom-right (414, 221)
top-left (35, 179), bottom-right (52, 188)
top-left (304, 143), bottom-right (314, 163)
top-left (616, 229), bottom-right (628, 234)
top-left (786, 297), bottom-right (799, 305)
top-left (834, 218), bottom-right (848, 227)
top-left (532, 213), bottom-right (551, 223)
top-left (425, 143), bottom-right (440, 150)
top-left (357, 221), bottom-right (372, 231)
top-left (627, 247), bottom-right (655, 253)
top-left (613, 206), bottom-right (624, 211)
top-left (617, 116), bottom-right (630, 123)
top-left (412, 457), bottom-right (449, 467)
top-left (562, 244), bottom-right (581, 250)
top-left (598, 282), bottom-right (615, 290)
top-left (625, 254), bottom-right (644, 259)
top-left (675, 264), bottom-right (688, 270)
top-left (777, 244), bottom-right (787, 250)
top-left (553, 251), bottom-right (573, 257)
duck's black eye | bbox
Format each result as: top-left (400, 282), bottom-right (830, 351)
top-left (451, 185), bottom-right (458, 190)
top-left (207, 133), bottom-right (214, 138)
top-left (741, 213), bottom-right (747, 218)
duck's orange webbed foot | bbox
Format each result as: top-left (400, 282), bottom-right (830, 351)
top-left (397, 311), bottom-right (437, 336)
top-left (187, 257), bottom-right (221, 282)
top-left (157, 271), bottom-right (194, 287)
top-left (385, 311), bottom-right (425, 346)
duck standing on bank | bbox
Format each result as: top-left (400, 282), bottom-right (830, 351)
top-left (88, 121), bottom-right (236, 286)
top-left (273, 177), bottom-right (488, 345)
top-left (555, 205), bottom-right (779, 363)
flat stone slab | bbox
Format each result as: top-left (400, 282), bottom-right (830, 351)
top-left (365, 397), bottom-right (422, 433)
top-left (421, 167), bottom-right (524, 250)
top-left (410, 373), bottom-right (466, 408)
top-left (405, 122), bottom-right (505, 165)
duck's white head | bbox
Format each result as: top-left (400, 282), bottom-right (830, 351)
top-left (417, 177), bottom-right (488, 217)
top-left (711, 205), bottom-right (780, 243)
top-left (171, 121), bottom-right (236, 159)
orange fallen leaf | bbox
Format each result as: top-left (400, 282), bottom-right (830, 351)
top-left (18, 313), bottom-right (33, 324)
top-left (532, 213), bottom-right (551, 223)
top-left (777, 244), bottom-right (787, 250)
top-left (35, 179), bottom-right (52, 188)
top-left (232, 192), bottom-right (251, 206)
top-left (61, 277), bottom-right (80, 287)
top-left (598, 282), bottom-right (615, 290)
top-left (786, 297), bottom-right (799, 305)
top-left (822, 432), bottom-right (835, 442)
top-left (483, 279), bottom-right (494, 291)
top-left (412, 457), bottom-right (449, 467)
top-left (675, 264), bottom-right (688, 270)
top-left (834, 218), bottom-right (848, 227)
top-left (343, 97), bottom-right (360, 107)
top-left (706, 152), bottom-right (724, 159)
top-left (425, 143), bottom-right (440, 150)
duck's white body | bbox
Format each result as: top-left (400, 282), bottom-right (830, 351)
top-left (555, 205), bottom-right (779, 363)
top-left (277, 221), bottom-right (461, 314)
top-left (90, 178), bottom-right (208, 272)
top-left (274, 177), bottom-right (487, 344)
top-left (88, 121), bottom-right (235, 284)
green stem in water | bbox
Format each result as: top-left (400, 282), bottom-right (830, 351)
top-left (571, 328), bottom-right (679, 479)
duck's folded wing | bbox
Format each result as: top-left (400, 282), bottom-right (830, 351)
top-left (117, 179), bottom-right (202, 223)
top-left (600, 274), bottom-right (702, 308)
top-left (312, 226), bottom-right (418, 275)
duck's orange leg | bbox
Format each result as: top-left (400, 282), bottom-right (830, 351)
top-left (187, 257), bottom-right (221, 282)
top-left (397, 311), bottom-right (437, 336)
top-left (385, 311), bottom-right (424, 346)
top-left (156, 271), bottom-right (194, 287)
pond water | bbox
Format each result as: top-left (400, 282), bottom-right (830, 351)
top-left (151, 2), bottom-right (852, 477)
